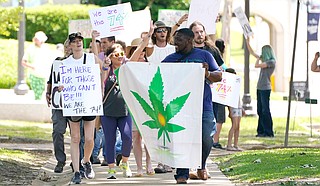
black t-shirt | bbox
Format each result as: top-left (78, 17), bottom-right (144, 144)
top-left (195, 46), bottom-right (224, 67)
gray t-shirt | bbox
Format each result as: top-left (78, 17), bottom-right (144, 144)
top-left (257, 60), bottom-right (276, 90)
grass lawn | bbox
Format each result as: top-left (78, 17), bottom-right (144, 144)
top-left (216, 148), bottom-right (320, 184)
top-left (214, 115), bottom-right (320, 184)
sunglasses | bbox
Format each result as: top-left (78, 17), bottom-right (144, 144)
top-left (113, 51), bottom-right (124, 57)
top-left (156, 28), bottom-right (168, 33)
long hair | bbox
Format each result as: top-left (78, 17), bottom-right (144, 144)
top-left (260, 45), bottom-right (276, 62)
top-left (189, 21), bottom-right (216, 50)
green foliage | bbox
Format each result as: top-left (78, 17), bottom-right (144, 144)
top-left (0, 4), bottom-right (99, 44)
top-left (217, 148), bottom-right (320, 184)
top-left (0, 6), bottom-right (22, 37)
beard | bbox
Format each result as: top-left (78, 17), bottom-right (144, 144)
top-left (194, 37), bottom-right (205, 45)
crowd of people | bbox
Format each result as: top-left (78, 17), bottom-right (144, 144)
top-left (22, 12), bottom-right (278, 185)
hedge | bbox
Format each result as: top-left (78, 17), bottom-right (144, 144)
top-left (2, 4), bottom-right (100, 44)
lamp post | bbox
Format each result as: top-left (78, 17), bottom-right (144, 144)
top-left (305, 0), bottom-right (310, 99)
top-left (242, 0), bottom-right (253, 113)
top-left (14, 0), bottom-right (29, 95)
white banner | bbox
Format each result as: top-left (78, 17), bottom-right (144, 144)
top-left (158, 9), bottom-right (189, 27)
top-left (60, 63), bottom-right (103, 116)
top-left (51, 60), bottom-right (63, 109)
top-left (211, 72), bottom-right (241, 108)
top-left (188, 0), bottom-right (221, 34)
top-left (119, 62), bottom-right (203, 169)
top-left (234, 6), bottom-right (253, 39)
top-left (88, 3), bottom-right (132, 38)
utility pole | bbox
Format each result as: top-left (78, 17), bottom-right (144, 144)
top-left (14, 0), bottom-right (29, 95)
top-left (242, 0), bottom-right (253, 114)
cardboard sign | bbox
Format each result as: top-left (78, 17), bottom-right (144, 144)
top-left (69, 19), bottom-right (92, 38)
top-left (117, 9), bottom-right (151, 45)
top-left (211, 72), bottom-right (241, 108)
top-left (187, 0), bottom-right (221, 34)
top-left (234, 6), bottom-right (253, 39)
top-left (60, 63), bottom-right (103, 116)
top-left (88, 3), bottom-right (132, 38)
top-left (119, 62), bottom-right (203, 169)
top-left (158, 9), bottom-right (189, 27)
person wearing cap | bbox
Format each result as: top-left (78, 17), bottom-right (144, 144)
top-left (146, 20), bottom-right (175, 65)
top-left (21, 31), bottom-right (53, 100)
top-left (162, 28), bottom-right (222, 184)
top-left (56, 31), bottom-right (103, 184)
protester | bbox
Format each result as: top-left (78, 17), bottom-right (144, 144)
top-left (245, 37), bottom-right (276, 138)
top-left (101, 43), bottom-right (133, 179)
top-left (162, 28), bottom-right (222, 184)
top-left (22, 31), bottom-right (53, 100)
top-left (311, 52), bottom-right (320, 72)
top-left (45, 38), bottom-right (72, 174)
top-left (225, 68), bottom-right (244, 151)
top-left (147, 20), bottom-right (175, 66)
top-left (189, 21), bottom-right (227, 151)
top-left (126, 24), bottom-right (156, 176)
top-left (56, 32), bottom-right (103, 184)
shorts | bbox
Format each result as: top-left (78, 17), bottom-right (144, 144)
top-left (230, 108), bottom-right (242, 117)
top-left (212, 102), bottom-right (226, 123)
top-left (67, 116), bottom-right (96, 122)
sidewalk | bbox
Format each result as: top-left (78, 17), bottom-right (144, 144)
top-left (27, 138), bottom-right (235, 186)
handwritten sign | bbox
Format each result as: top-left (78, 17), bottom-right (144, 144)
top-left (211, 72), bottom-right (241, 108)
top-left (88, 3), bottom-right (132, 38)
top-left (158, 9), bottom-right (189, 27)
top-left (51, 60), bottom-right (63, 109)
top-left (234, 6), bottom-right (253, 39)
top-left (60, 63), bottom-right (103, 116)
top-left (69, 19), bottom-right (92, 38)
top-left (187, 0), bottom-right (221, 34)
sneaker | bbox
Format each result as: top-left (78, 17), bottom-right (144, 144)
top-left (54, 161), bottom-right (65, 173)
top-left (116, 153), bottom-right (122, 166)
top-left (79, 164), bottom-right (85, 178)
top-left (212, 142), bottom-right (223, 149)
top-left (82, 161), bottom-right (95, 179)
top-left (120, 162), bottom-right (132, 177)
top-left (107, 169), bottom-right (117, 179)
top-left (71, 171), bottom-right (81, 184)
top-left (154, 163), bottom-right (167, 173)
top-left (101, 160), bottom-right (108, 166)
top-left (92, 156), bottom-right (101, 164)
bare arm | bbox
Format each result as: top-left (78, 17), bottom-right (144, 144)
top-left (91, 30), bottom-right (100, 56)
top-left (46, 83), bottom-right (52, 107)
top-left (245, 37), bottom-right (260, 59)
top-left (311, 52), bottom-right (320, 72)
top-left (129, 20), bottom-right (154, 61)
top-left (171, 14), bottom-right (188, 38)
top-left (203, 62), bottom-right (222, 83)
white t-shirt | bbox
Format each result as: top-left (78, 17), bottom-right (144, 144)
top-left (62, 53), bottom-right (95, 65)
top-left (147, 44), bottom-right (175, 64)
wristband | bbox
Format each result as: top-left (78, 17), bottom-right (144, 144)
top-left (46, 92), bottom-right (51, 95)
top-left (175, 23), bottom-right (181, 27)
top-left (102, 66), bottom-right (109, 71)
top-left (206, 72), bottom-right (210, 78)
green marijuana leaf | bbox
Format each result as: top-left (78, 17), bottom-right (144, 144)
top-left (131, 67), bottom-right (190, 147)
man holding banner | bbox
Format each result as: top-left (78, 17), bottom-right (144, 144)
top-left (162, 28), bottom-right (222, 184)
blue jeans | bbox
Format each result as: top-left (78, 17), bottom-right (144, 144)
top-left (92, 127), bottom-right (104, 158)
top-left (175, 110), bottom-right (216, 180)
top-left (257, 89), bottom-right (274, 136)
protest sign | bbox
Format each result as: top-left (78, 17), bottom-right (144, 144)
top-left (119, 62), bottom-right (203, 168)
top-left (51, 60), bottom-right (64, 109)
top-left (211, 72), bottom-right (241, 108)
top-left (60, 63), bottom-right (103, 116)
top-left (117, 9), bottom-right (151, 45)
top-left (69, 19), bottom-right (92, 38)
top-left (88, 3), bottom-right (132, 38)
top-left (158, 9), bottom-right (189, 27)
top-left (234, 6), bottom-right (253, 39)
top-left (188, 0), bottom-right (221, 34)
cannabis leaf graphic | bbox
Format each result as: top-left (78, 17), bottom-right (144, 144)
top-left (131, 67), bottom-right (190, 147)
